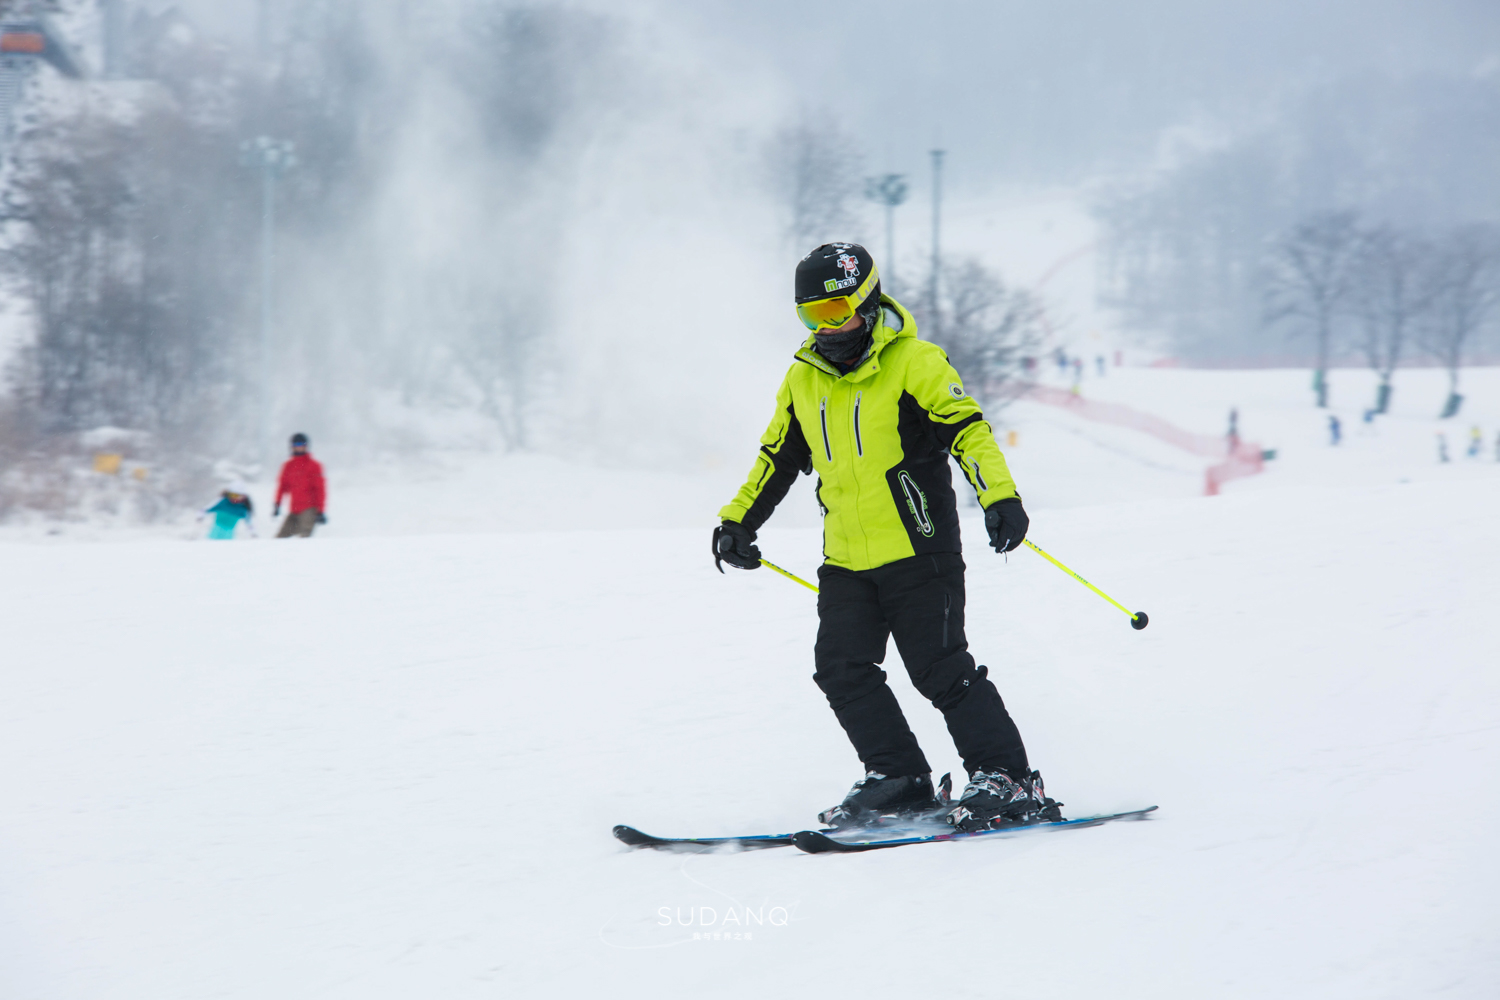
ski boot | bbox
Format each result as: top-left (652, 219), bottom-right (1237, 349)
top-left (818, 772), bottom-right (939, 829)
top-left (946, 769), bottom-right (1061, 833)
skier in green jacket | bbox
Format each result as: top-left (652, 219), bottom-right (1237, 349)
top-left (715, 242), bottom-right (1056, 832)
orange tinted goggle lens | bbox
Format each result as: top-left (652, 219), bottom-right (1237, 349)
top-left (797, 296), bottom-right (858, 331)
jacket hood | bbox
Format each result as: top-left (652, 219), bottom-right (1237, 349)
top-left (794, 294), bottom-right (917, 381)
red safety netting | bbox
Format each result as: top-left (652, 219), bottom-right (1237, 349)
top-left (1022, 384), bottom-right (1263, 496)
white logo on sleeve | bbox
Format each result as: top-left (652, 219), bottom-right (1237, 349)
top-left (948, 383), bottom-right (966, 399)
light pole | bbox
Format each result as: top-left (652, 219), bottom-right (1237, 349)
top-left (864, 173), bottom-right (908, 284)
top-left (929, 149), bottom-right (945, 339)
top-left (241, 136), bottom-right (295, 468)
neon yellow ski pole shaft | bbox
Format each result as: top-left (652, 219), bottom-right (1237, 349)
top-left (759, 558), bottom-right (819, 593)
top-left (1022, 539), bottom-right (1149, 630)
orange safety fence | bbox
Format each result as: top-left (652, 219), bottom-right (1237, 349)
top-left (1022, 384), bottom-right (1264, 496)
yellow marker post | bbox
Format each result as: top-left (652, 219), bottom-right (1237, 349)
top-left (1022, 539), bottom-right (1148, 629)
top-left (759, 558), bottom-right (819, 594)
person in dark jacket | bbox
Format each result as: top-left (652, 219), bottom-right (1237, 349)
top-left (274, 433), bottom-right (327, 538)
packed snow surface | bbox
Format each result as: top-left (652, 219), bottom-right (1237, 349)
top-left (2, 366), bottom-right (1497, 998)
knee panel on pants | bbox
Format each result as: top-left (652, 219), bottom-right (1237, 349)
top-left (911, 653), bottom-right (990, 713)
top-left (813, 663), bottom-right (892, 711)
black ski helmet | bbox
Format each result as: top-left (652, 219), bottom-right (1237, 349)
top-left (794, 242), bottom-right (882, 330)
top-left (290, 433), bottom-right (309, 448)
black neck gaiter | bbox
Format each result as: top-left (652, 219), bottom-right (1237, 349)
top-left (813, 320), bottom-right (871, 367)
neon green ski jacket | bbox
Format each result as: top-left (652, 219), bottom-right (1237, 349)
top-left (720, 295), bottom-right (1019, 571)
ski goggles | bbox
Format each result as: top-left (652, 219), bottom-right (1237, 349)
top-left (795, 268), bottom-right (879, 331)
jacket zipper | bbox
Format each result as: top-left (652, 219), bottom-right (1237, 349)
top-left (819, 396), bottom-right (832, 462)
top-left (942, 593), bottom-right (951, 647)
top-left (853, 391), bottom-right (863, 457)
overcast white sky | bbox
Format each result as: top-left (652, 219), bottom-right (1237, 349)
top-left (168, 0), bottom-right (1500, 190)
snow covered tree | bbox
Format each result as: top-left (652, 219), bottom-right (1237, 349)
top-left (2, 103), bottom-right (258, 440)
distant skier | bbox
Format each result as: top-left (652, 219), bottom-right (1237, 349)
top-left (1227, 408), bottom-right (1240, 451)
top-left (274, 433), bottom-right (328, 538)
top-left (1437, 432), bottom-right (1450, 463)
top-left (199, 485), bottom-right (256, 539)
top-left (714, 242), bottom-right (1054, 834)
top-left (1468, 425), bottom-right (1482, 458)
top-left (1095, 355), bottom-right (1105, 377)
top-left (1328, 414), bottom-right (1341, 446)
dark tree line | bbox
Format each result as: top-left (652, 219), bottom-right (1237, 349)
top-left (1098, 73), bottom-right (1500, 381)
top-left (1266, 213), bottom-right (1500, 415)
top-left (0, 5), bottom-right (381, 452)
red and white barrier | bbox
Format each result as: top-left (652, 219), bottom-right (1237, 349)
top-left (1022, 384), bottom-right (1264, 496)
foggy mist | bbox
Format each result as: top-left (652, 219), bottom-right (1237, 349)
top-left (2, 0), bottom-right (1497, 513)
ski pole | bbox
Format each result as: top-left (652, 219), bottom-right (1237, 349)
top-left (759, 558), bottom-right (819, 593)
top-left (1023, 539), bottom-right (1148, 629)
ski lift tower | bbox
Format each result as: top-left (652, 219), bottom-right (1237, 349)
top-left (0, 4), bottom-right (84, 158)
top-left (864, 174), bottom-right (908, 285)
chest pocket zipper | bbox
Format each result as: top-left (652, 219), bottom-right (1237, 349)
top-left (853, 391), bottom-right (863, 457)
top-left (819, 396), bottom-right (832, 462)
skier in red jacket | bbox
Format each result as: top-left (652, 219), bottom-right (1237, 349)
top-left (274, 433), bottom-right (327, 538)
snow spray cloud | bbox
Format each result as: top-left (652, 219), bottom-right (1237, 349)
top-left (182, 0), bottom-right (801, 468)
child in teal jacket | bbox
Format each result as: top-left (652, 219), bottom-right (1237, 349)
top-left (200, 487), bottom-right (256, 539)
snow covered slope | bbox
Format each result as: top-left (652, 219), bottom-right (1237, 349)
top-left (2, 368), bottom-right (1497, 998)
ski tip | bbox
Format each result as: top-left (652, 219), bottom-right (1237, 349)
top-left (793, 830), bottom-right (888, 854)
top-left (613, 825), bottom-right (657, 848)
top-left (792, 830), bottom-right (846, 854)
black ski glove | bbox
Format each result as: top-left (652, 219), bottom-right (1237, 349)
top-left (984, 497), bottom-right (1029, 553)
top-left (316, 511), bottom-right (327, 525)
top-left (713, 520), bottom-right (761, 572)
top-left (273, 504), bottom-right (281, 517)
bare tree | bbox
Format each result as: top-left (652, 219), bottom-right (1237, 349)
top-left (1349, 226), bottom-right (1435, 414)
top-left (1421, 225), bottom-right (1500, 417)
top-left (768, 112), bottom-right (866, 251)
top-left (913, 257), bottom-right (1043, 409)
top-left (1263, 212), bottom-right (1360, 407)
top-left (447, 288), bottom-right (543, 452)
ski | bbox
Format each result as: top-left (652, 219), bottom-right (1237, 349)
top-left (791, 805), bottom-right (1159, 854)
top-left (614, 774), bottom-right (959, 853)
top-left (613, 809), bottom-right (952, 853)
top-left (612, 825), bottom-right (800, 852)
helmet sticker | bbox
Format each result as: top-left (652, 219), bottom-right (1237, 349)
top-left (818, 253), bottom-right (862, 294)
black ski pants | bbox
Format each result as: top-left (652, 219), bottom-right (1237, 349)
top-left (813, 551), bottom-right (1029, 779)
